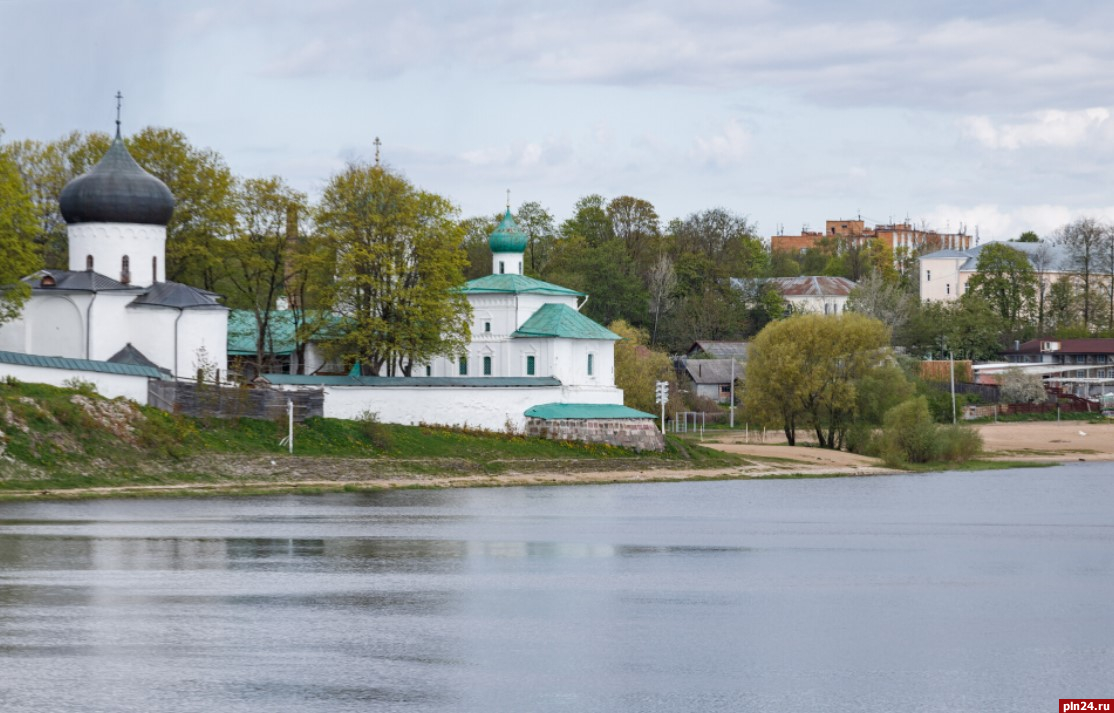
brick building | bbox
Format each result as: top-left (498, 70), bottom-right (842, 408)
top-left (771, 219), bottom-right (972, 255)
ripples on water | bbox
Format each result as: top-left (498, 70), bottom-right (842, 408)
top-left (0, 464), bottom-right (1111, 712)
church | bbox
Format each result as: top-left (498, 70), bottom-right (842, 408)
top-left (0, 122), bottom-right (228, 389)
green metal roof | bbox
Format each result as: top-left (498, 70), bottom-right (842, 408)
top-left (259, 374), bottom-right (562, 387)
top-left (524, 403), bottom-right (657, 420)
top-left (0, 350), bottom-right (168, 379)
top-left (488, 209), bottom-right (529, 253)
top-left (228, 310), bottom-right (340, 356)
top-left (461, 273), bottom-right (584, 297)
top-left (512, 303), bottom-right (619, 340)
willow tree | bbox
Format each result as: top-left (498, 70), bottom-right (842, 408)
top-left (316, 162), bottom-right (470, 376)
top-left (743, 313), bottom-right (892, 448)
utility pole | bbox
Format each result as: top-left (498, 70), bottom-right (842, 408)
top-left (950, 350), bottom-right (957, 425)
top-left (729, 358), bottom-right (736, 428)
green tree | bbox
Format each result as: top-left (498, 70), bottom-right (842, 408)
top-left (316, 162), bottom-right (470, 376)
top-left (224, 177), bottom-right (308, 375)
top-left (516, 201), bottom-right (557, 275)
top-left (545, 236), bottom-right (647, 327)
top-left (127, 127), bottom-right (237, 291)
top-left (846, 269), bottom-right (915, 337)
top-left (0, 135), bottom-right (42, 324)
top-left (0, 130), bottom-right (110, 268)
top-left (560, 194), bottom-right (613, 247)
top-left (459, 215), bottom-right (498, 281)
top-left (743, 313), bottom-right (892, 448)
top-left (1056, 217), bottom-right (1107, 331)
top-left (607, 195), bottom-right (660, 276)
top-left (609, 320), bottom-right (681, 415)
top-left (965, 242), bottom-right (1037, 330)
top-left (1016, 230), bottom-right (1040, 243)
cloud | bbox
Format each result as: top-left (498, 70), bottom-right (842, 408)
top-left (179, 1), bottom-right (1114, 113)
top-left (925, 203), bottom-right (1114, 242)
top-left (961, 109), bottom-right (1114, 150)
top-left (692, 119), bottom-right (750, 166)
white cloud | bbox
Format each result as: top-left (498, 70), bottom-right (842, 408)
top-left (692, 119), bottom-right (750, 166)
top-left (961, 109), bottom-right (1114, 150)
top-left (926, 203), bottom-right (1114, 242)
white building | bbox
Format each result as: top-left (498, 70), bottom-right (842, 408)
top-left (0, 125), bottom-right (228, 396)
top-left (263, 210), bottom-right (646, 434)
top-left (918, 241), bottom-right (1076, 302)
top-left (733, 276), bottom-right (856, 315)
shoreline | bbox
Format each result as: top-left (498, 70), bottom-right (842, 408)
top-left (1, 421), bottom-right (1107, 501)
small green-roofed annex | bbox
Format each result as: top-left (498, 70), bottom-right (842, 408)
top-left (524, 403), bottom-right (656, 420)
top-left (461, 273), bottom-right (584, 297)
top-left (512, 303), bottom-right (619, 340)
top-left (228, 310), bottom-right (340, 356)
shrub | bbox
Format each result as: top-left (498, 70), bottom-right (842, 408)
top-left (935, 425), bottom-right (982, 462)
top-left (844, 422), bottom-right (880, 456)
top-left (881, 396), bottom-right (938, 465)
top-left (62, 378), bottom-right (98, 396)
top-left (355, 410), bottom-right (393, 451)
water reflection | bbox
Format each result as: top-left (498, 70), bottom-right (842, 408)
top-left (0, 464), bottom-right (1111, 713)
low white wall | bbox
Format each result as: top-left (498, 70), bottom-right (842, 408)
top-left (0, 363), bottom-right (152, 403)
top-left (302, 383), bottom-right (625, 430)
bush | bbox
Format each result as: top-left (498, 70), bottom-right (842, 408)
top-left (62, 378), bottom-right (98, 396)
top-left (355, 410), bottom-right (393, 451)
top-left (844, 422), bottom-right (880, 456)
top-left (935, 425), bottom-right (982, 462)
top-left (881, 396), bottom-right (938, 465)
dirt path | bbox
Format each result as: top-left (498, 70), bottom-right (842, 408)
top-left (974, 421), bottom-right (1114, 460)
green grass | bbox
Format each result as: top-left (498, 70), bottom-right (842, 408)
top-left (0, 380), bottom-right (742, 495)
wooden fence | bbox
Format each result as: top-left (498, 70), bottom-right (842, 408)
top-left (148, 381), bottom-right (324, 422)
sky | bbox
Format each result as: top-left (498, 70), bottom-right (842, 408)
top-left (4, 0), bottom-right (1114, 242)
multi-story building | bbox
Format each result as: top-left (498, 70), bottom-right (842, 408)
top-left (771, 219), bottom-right (972, 255)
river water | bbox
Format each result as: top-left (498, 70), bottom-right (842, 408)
top-left (0, 464), bottom-right (1111, 712)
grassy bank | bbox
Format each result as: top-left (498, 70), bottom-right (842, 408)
top-left (0, 380), bottom-right (740, 495)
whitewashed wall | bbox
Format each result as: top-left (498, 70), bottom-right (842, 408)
top-left (293, 382), bottom-right (624, 430)
top-left (0, 363), bottom-right (151, 403)
top-left (68, 223), bottom-right (166, 287)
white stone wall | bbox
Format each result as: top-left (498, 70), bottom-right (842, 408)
top-left (68, 222), bottom-right (166, 287)
top-left (919, 256), bottom-right (968, 302)
top-left (128, 306), bottom-right (228, 379)
top-left (283, 382), bottom-right (625, 431)
top-left (0, 363), bottom-right (152, 403)
top-left (785, 294), bottom-right (849, 315)
top-left (491, 250), bottom-right (524, 276)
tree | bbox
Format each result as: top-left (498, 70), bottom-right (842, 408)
top-left (998, 367), bottom-right (1047, 404)
top-left (560, 194), bottom-right (613, 247)
top-left (1056, 217), bottom-right (1107, 331)
top-left (609, 320), bottom-right (681, 415)
top-left (846, 269), bottom-right (915, 337)
top-left (965, 242), bottom-right (1037, 331)
top-left (224, 177), bottom-right (308, 376)
top-left (669, 208), bottom-right (767, 279)
top-left (607, 195), bottom-right (660, 276)
top-left (742, 313), bottom-right (892, 448)
top-left (545, 236), bottom-right (647, 328)
top-left (459, 215), bottom-right (498, 281)
top-left (1029, 240), bottom-right (1056, 334)
top-left (0, 136), bottom-right (42, 324)
top-left (1016, 230), bottom-right (1040, 243)
top-left (0, 131), bottom-right (110, 268)
top-left (516, 201), bottom-right (557, 275)
top-left (127, 127), bottom-right (237, 291)
top-left (316, 162), bottom-right (471, 376)
top-left (645, 252), bottom-right (676, 345)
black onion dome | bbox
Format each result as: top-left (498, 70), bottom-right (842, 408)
top-left (59, 137), bottom-right (175, 225)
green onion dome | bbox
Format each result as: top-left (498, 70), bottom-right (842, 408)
top-left (488, 209), bottom-right (528, 253)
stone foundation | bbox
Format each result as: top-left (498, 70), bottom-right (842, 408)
top-left (525, 417), bottom-right (664, 452)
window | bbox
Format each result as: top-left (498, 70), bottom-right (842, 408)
top-left (152, 256), bottom-right (158, 283)
top-left (85, 255), bottom-right (94, 270)
top-left (484, 321), bottom-right (491, 333)
top-left (587, 353), bottom-right (594, 376)
top-left (926, 270), bottom-right (931, 282)
top-left (499, 261), bottom-right (505, 274)
top-left (483, 356), bottom-right (492, 376)
top-left (946, 283), bottom-right (950, 295)
top-left (425, 365), bottom-right (431, 376)
top-left (121, 255), bottom-right (130, 284)
top-left (458, 356), bottom-right (468, 375)
top-left (526, 355), bottom-right (535, 376)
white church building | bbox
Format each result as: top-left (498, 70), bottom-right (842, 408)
top-left (0, 125), bottom-right (228, 397)
top-left (261, 210), bottom-right (661, 446)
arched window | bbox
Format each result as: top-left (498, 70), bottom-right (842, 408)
top-left (587, 353), bottom-right (594, 376)
top-left (85, 255), bottom-right (94, 271)
top-left (483, 356), bottom-right (492, 376)
top-left (121, 255), bottom-right (130, 284)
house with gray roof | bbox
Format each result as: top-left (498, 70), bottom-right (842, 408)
top-left (918, 241), bottom-right (1076, 302)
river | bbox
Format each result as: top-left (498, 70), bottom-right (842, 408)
top-left (1, 464), bottom-right (1111, 712)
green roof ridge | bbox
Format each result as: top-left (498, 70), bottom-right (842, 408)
top-left (524, 403), bottom-right (656, 420)
top-left (460, 273), bottom-right (584, 297)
